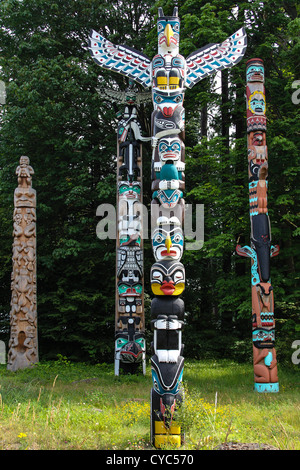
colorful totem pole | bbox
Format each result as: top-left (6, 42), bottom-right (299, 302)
top-left (7, 156), bottom-right (38, 371)
top-left (88, 7), bottom-right (247, 447)
top-left (236, 59), bottom-right (280, 392)
top-left (99, 82), bottom-right (151, 375)
top-left (149, 8), bottom-right (186, 448)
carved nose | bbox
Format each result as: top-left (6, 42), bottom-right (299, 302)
top-left (163, 106), bottom-right (173, 117)
top-left (165, 235), bottom-right (172, 253)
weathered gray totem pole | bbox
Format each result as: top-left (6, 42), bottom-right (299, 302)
top-left (7, 156), bottom-right (38, 371)
top-left (236, 59), bottom-right (279, 392)
top-left (89, 7), bottom-right (246, 447)
top-left (99, 83), bottom-right (151, 375)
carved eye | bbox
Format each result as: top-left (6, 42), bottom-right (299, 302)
top-left (172, 233), bottom-right (182, 243)
top-left (135, 284), bottom-right (143, 294)
top-left (119, 184), bottom-right (128, 193)
top-left (174, 270), bottom-right (184, 283)
top-left (175, 95), bottom-right (182, 103)
top-left (153, 378), bottom-right (160, 392)
top-left (152, 270), bottom-right (163, 283)
top-left (171, 143), bottom-right (180, 152)
top-left (155, 95), bottom-right (163, 104)
top-left (173, 23), bottom-right (180, 32)
top-left (157, 23), bottom-right (164, 33)
top-left (159, 143), bottom-right (168, 152)
top-left (154, 234), bottom-right (164, 244)
top-left (118, 284), bottom-right (127, 294)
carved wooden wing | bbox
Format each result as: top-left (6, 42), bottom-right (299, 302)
top-left (88, 30), bottom-right (152, 89)
top-left (185, 27), bottom-right (247, 88)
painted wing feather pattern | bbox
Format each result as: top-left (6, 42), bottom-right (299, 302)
top-left (88, 30), bottom-right (152, 88)
top-left (185, 27), bottom-right (247, 88)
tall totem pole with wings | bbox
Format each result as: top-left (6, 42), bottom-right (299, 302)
top-left (89, 7), bottom-right (247, 447)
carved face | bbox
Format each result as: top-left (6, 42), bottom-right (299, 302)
top-left (248, 91), bottom-right (266, 115)
top-left (115, 337), bottom-right (145, 363)
top-left (152, 105), bottom-right (185, 137)
top-left (158, 137), bottom-right (182, 162)
top-left (20, 156), bottom-right (30, 166)
top-left (151, 260), bottom-right (185, 296)
top-left (246, 60), bottom-right (264, 83)
top-left (154, 188), bottom-right (183, 208)
top-left (157, 13), bottom-right (180, 54)
top-left (117, 280), bottom-right (143, 297)
top-left (153, 88), bottom-right (184, 117)
top-left (152, 60), bottom-right (185, 89)
top-left (152, 367), bottom-right (183, 397)
top-left (252, 327), bottom-right (275, 349)
top-left (152, 216), bottom-right (184, 261)
top-left (251, 131), bottom-right (264, 146)
top-left (118, 181), bottom-right (141, 199)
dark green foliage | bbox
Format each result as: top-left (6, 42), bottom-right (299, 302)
top-left (0, 0), bottom-right (298, 364)
top-left (0, 0), bottom-right (153, 361)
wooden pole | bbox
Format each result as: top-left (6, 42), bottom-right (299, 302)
top-left (7, 156), bottom-right (38, 371)
top-left (236, 59), bottom-right (279, 392)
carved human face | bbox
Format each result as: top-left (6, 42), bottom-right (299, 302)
top-left (20, 156), bottom-right (29, 166)
top-left (248, 91), bottom-right (266, 115)
top-left (246, 63), bottom-right (264, 83)
top-left (118, 281), bottom-right (143, 297)
top-left (152, 216), bottom-right (184, 261)
top-left (118, 181), bottom-right (141, 199)
top-left (158, 137), bottom-right (182, 162)
top-left (151, 260), bottom-right (185, 296)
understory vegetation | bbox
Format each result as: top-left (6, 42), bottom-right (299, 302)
top-left (0, 358), bottom-right (299, 450)
top-left (0, 0), bottom-right (299, 364)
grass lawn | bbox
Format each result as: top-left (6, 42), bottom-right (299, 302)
top-left (0, 357), bottom-right (299, 450)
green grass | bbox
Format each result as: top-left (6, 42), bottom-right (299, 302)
top-left (0, 357), bottom-right (299, 450)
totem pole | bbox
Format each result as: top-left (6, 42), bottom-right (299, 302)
top-left (88, 7), bottom-right (246, 447)
top-left (149, 9), bottom-right (186, 448)
top-left (7, 156), bottom-right (38, 371)
top-left (99, 83), bottom-right (151, 375)
top-left (236, 59), bottom-right (279, 392)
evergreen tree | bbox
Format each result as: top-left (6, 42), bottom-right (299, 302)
top-left (0, 0), bottom-right (298, 363)
top-left (0, 0), bottom-right (153, 361)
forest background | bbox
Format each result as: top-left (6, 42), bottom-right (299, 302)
top-left (0, 0), bottom-right (299, 368)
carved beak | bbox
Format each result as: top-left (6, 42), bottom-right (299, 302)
top-left (164, 23), bottom-right (174, 47)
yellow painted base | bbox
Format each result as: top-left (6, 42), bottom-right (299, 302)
top-left (154, 421), bottom-right (182, 448)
